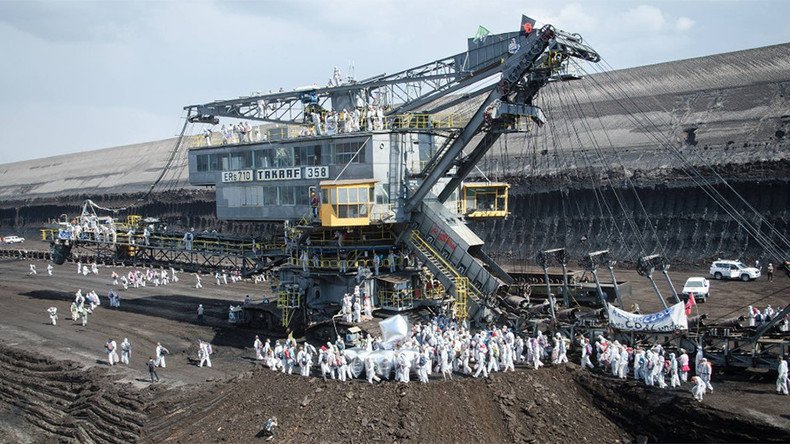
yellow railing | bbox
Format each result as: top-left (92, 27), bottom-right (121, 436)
top-left (378, 289), bottom-right (414, 311)
top-left (295, 112), bottom-right (470, 135)
top-left (277, 289), bottom-right (301, 328)
top-left (194, 112), bottom-right (473, 148)
top-left (291, 249), bottom-right (406, 270)
top-left (383, 113), bottom-right (468, 130)
top-left (409, 230), bottom-right (483, 300)
top-left (41, 227), bottom-right (283, 256)
top-left (453, 277), bottom-right (469, 321)
top-left (277, 290), bottom-right (300, 309)
top-left (409, 231), bottom-right (460, 278)
top-left (197, 125), bottom-right (298, 147)
top-left (421, 282), bottom-right (446, 300)
top-left (430, 114), bottom-right (467, 129)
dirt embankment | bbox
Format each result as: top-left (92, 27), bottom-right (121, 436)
top-left (0, 344), bottom-right (151, 443)
top-left (1, 258), bottom-right (789, 443)
top-left (5, 341), bottom-right (789, 444)
top-left (574, 371), bottom-right (790, 443)
top-left (142, 365), bottom-right (628, 443)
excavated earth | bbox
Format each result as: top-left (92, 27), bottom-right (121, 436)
top-left (0, 257), bottom-right (789, 443)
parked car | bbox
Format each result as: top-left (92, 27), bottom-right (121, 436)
top-left (709, 259), bottom-right (761, 281)
top-left (681, 277), bottom-right (710, 302)
top-left (2, 235), bottom-right (25, 244)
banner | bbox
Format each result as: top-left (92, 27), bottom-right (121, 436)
top-left (607, 302), bottom-right (688, 332)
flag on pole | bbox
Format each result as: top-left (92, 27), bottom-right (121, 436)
top-left (473, 25), bottom-right (491, 43)
top-left (685, 293), bottom-right (697, 315)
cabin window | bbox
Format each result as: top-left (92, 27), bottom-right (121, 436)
top-left (279, 186), bottom-right (296, 205)
top-left (333, 142), bottom-right (365, 164)
top-left (262, 186), bottom-right (277, 205)
top-left (274, 147), bottom-right (294, 167)
top-left (196, 154), bottom-right (209, 172)
top-left (229, 151), bottom-right (252, 169)
top-left (295, 145), bottom-right (322, 166)
top-left (254, 149), bottom-right (272, 168)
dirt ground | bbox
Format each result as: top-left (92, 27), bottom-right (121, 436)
top-left (611, 265), bottom-right (790, 321)
top-left (0, 255), bottom-right (788, 443)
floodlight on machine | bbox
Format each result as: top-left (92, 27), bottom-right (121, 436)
top-left (636, 254), bottom-right (681, 309)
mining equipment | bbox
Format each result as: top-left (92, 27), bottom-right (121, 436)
top-left (180, 15), bottom-right (602, 332)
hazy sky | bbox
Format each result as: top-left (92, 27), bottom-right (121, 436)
top-left (0, 0), bottom-right (788, 163)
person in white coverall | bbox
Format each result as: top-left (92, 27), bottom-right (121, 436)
top-left (777, 356), bottom-right (789, 395)
top-left (106, 339), bottom-right (118, 366)
top-left (47, 307), bottom-right (58, 325)
top-left (155, 343), bottom-right (169, 368)
top-left (669, 353), bottom-right (681, 388)
top-left (79, 307), bottom-right (89, 326)
top-left (554, 333), bottom-right (568, 364)
top-left (618, 345), bottom-right (629, 379)
top-left (580, 337), bottom-right (594, 369)
top-left (474, 346), bottom-right (489, 378)
top-left (297, 346), bottom-right (310, 377)
top-left (365, 353), bottom-right (381, 384)
top-left (254, 335), bottom-right (264, 360)
top-left (417, 348), bottom-right (430, 383)
top-left (698, 357), bottom-right (713, 393)
top-left (121, 338), bottom-right (131, 365)
top-left (692, 376), bottom-right (706, 401)
top-left (198, 340), bottom-right (212, 367)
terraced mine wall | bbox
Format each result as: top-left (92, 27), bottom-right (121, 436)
top-left (473, 163), bottom-right (790, 264)
top-left (4, 163), bottom-right (787, 264)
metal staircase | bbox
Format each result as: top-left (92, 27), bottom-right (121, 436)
top-left (405, 230), bottom-right (476, 321)
top-left (416, 131), bottom-right (459, 178)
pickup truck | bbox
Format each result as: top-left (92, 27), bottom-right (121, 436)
top-left (681, 277), bottom-right (710, 303)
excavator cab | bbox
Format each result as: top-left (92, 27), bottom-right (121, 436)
top-left (459, 182), bottom-right (510, 219)
top-left (319, 180), bottom-right (376, 227)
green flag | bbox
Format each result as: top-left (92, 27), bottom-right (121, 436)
top-left (473, 25), bottom-right (490, 43)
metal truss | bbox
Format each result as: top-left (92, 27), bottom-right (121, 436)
top-left (184, 34), bottom-right (516, 126)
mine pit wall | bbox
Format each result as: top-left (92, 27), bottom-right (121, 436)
top-left (2, 164), bottom-right (790, 265)
top-left (4, 178), bottom-right (788, 266)
top-left (471, 174), bottom-right (790, 264)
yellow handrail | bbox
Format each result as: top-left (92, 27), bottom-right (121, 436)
top-left (409, 230), bottom-right (460, 278)
top-left (409, 230), bottom-right (483, 298)
top-left (453, 277), bottom-right (469, 321)
top-left (378, 289), bottom-right (414, 310)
